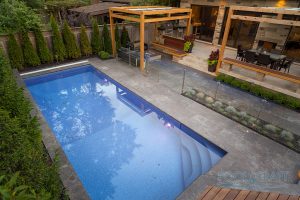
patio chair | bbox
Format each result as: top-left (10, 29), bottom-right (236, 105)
top-left (244, 50), bottom-right (256, 64)
top-left (257, 54), bottom-right (272, 67)
top-left (279, 58), bottom-right (293, 73)
top-left (236, 45), bottom-right (245, 61)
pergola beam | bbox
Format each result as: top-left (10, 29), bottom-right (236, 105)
top-left (144, 15), bottom-right (190, 23)
top-left (111, 13), bottom-right (141, 22)
top-left (231, 15), bottom-right (300, 26)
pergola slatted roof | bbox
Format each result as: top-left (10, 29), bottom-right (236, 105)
top-left (109, 6), bottom-right (192, 71)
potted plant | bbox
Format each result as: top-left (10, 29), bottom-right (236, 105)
top-left (208, 49), bottom-right (219, 72)
top-left (183, 34), bottom-right (195, 53)
top-left (184, 41), bottom-right (192, 53)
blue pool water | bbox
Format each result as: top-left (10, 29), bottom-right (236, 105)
top-left (25, 65), bottom-right (225, 200)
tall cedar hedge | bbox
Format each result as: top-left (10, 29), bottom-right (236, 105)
top-left (102, 23), bottom-right (112, 54)
top-left (7, 34), bottom-right (24, 70)
top-left (0, 49), bottom-right (64, 198)
top-left (115, 24), bottom-right (121, 50)
top-left (62, 20), bottom-right (81, 59)
top-left (50, 15), bottom-right (66, 62)
top-left (91, 19), bottom-right (103, 54)
top-left (21, 32), bottom-right (41, 67)
top-left (121, 26), bottom-right (130, 48)
top-left (34, 28), bottom-right (53, 64)
top-left (80, 25), bottom-right (92, 56)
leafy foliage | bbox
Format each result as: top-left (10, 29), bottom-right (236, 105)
top-left (0, 0), bottom-right (41, 33)
top-left (102, 23), bottom-right (112, 54)
top-left (115, 24), bottom-right (121, 50)
top-left (23, 0), bottom-right (45, 8)
top-left (21, 32), bottom-right (41, 67)
top-left (34, 28), bottom-right (53, 64)
top-left (0, 50), bottom-right (64, 199)
top-left (216, 74), bottom-right (300, 110)
top-left (50, 15), bottom-right (66, 62)
top-left (7, 34), bottom-right (24, 70)
top-left (0, 173), bottom-right (51, 200)
top-left (91, 19), bottom-right (102, 54)
top-left (121, 26), bottom-right (130, 48)
top-left (79, 25), bottom-right (92, 56)
top-left (98, 51), bottom-right (110, 59)
top-left (62, 20), bottom-right (81, 59)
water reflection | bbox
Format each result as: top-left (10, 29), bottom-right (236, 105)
top-left (28, 70), bottom-right (139, 199)
top-left (26, 66), bottom-right (225, 200)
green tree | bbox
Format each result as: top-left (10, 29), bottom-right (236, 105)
top-left (0, 49), bottom-right (64, 199)
top-left (102, 23), bottom-right (112, 54)
top-left (50, 15), bottom-right (66, 62)
top-left (0, 0), bottom-right (41, 33)
top-left (91, 19), bottom-right (102, 54)
top-left (62, 20), bottom-right (81, 59)
top-left (121, 26), bottom-right (130, 48)
top-left (7, 34), bottom-right (24, 70)
top-left (80, 25), bottom-right (92, 56)
top-left (34, 28), bottom-right (53, 64)
top-left (21, 32), bottom-right (41, 67)
top-left (115, 24), bottom-right (121, 50)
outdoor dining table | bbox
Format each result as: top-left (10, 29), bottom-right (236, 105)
top-left (248, 49), bottom-right (286, 61)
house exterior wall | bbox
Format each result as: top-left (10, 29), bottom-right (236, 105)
top-left (181, 0), bottom-right (299, 49)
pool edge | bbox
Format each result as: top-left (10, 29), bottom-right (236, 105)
top-left (14, 68), bottom-right (91, 200)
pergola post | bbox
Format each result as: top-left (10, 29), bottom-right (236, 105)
top-left (185, 11), bottom-right (192, 35)
top-left (140, 14), bottom-right (145, 72)
top-left (109, 10), bottom-right (116, 57)
top-left (216, 8), bottom-right (233, 75)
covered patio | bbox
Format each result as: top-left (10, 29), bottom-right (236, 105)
top-left (109, 6), bottom-right (192, 71)
top-left (178, 6), bottom-right (300, 97)
top-left (217, 6), bottom-right (300, 95)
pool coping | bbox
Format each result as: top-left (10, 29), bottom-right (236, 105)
top-left (16, 61), bottom-right (90, 200)
top-left (16, 59), bottom-right (300, 199)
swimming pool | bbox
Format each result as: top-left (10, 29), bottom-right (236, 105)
top-left (25, 65), bottom-right (226, 200)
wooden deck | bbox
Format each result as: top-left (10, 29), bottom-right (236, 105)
top-left (197, 186), bottom-right (300, 200)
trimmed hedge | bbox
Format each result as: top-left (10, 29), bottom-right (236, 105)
top-left (50, 15), bottom-right (66, 62)
top-left (121, 26), bottom-right (130, 48)
top-left (21, 32), bottom-right (41, 67)
top-left (80, 25), bottom-right (92, 56)
top-left (7, 34), bottom-right (24, 70)
top-left (115, 24), bottom-right (121, 50)
top-left (102, 23), bottom-right (112, 54)
top-left (91, 19), bottom-right (103, 54)
top-left (34, 28), bottom-right (53, 64)
top-left (62, 20), bottom-right (81, 59)
top-left (216, 73), bottom-right (300, 111)
top-left (98, 51), bottom-right (110, 59)
top-left (0, 50), bottom-right (64, 198)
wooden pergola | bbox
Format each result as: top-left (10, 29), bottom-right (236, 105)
top-left (109, 6), bottom-right (192, 71)
top-left (217, 6), bottom-right (300, 77)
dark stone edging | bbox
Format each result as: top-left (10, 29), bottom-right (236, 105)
top-left (14, 66), bottom-right (90, 199)
top-left (183, 89), bottom-right (300, 153)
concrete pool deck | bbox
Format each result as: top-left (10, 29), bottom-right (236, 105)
top-left (88, 57), bottom-right (300, 198)
top-left (18, 57), bottom-right (300, 199)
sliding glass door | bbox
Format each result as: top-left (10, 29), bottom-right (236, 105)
top-left (191, 5), bottom-right (219, 42)
top-left (219, 8), bottom-right (259, 49)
